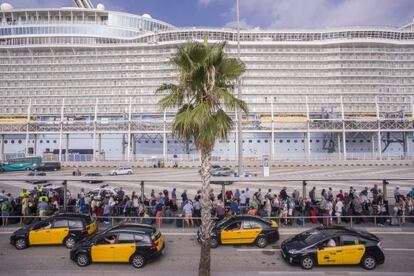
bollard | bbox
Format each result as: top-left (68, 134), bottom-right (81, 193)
top-left (382, 179), bottom-right (389, 201)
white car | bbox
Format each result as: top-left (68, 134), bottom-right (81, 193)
top-left (86, 185), bottom-right (120, 200)
top-left (110, 167), bottom-right (133, 175)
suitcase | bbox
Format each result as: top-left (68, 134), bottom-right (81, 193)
top-left (176, 214), bottom-right (183, 227)
top-left (310, 208), bottom-right (318, 224)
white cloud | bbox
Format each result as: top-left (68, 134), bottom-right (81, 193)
top-left (201, 0), bottom-right (414, 29)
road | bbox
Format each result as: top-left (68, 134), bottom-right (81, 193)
top-left (0, 228), bottom-right (413, 276)
top-left (1, 166), bottom-right (413, 201)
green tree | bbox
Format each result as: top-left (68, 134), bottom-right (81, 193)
top-left (156, 41), bottom-right (247, 275)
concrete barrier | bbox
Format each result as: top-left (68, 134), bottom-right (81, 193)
top-left (61, 159), bottom-right (414, 169)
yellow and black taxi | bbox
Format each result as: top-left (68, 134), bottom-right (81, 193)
top-left (281, 226), bottom-right (385, 270)
top-left (10, 213), bottom-right (97, 250)
top-left (198, 215), bottom-right (279, 248)
top-left (70, 223), bottom-right (165, 269)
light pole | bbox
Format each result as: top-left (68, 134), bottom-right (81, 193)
top-left (236, 0), bottom-right (243, 175)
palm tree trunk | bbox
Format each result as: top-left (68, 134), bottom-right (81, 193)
top-left (198, 149), bottom-right (212, 276)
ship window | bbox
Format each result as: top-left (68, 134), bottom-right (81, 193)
top-left (294, 140), bottom-right (297, 143)
top-left (248, 140), bottom-right (252, 143)
top-left (46, 140), bottom-right (50, 143)
top-left (352, 140), bottom-right (356, 143)
top-left (360, 140), bottom-right (364, 143)
top-left (279, 140), bottom-right (283, 143)
top-left (264, 140), bottom-right (268, 143)
top-left (242, 140), bottom-right (245, 143)
top-left (346, 140), bottom-right (349, 143)
top-left (316, 140), bottom-right (320, 143)
top-left (257, 140), bottom-right (260, 143)
top-left (367, 140), bottom-right (371, 143)
top-left (53, 140), bottom-right (57, 143)
top-left (40, 140), bottom-right (43, 143)
top-left (145, 140), bottom-right (148, 143)
top-left (310, 139), bottom-right (313, 142)
top-left (18, 140), bottom-right (22, 144)
top-left (4, 140), bottom-right (7, 144)
top-left (11, 140), bottom-right (15, 144)
top-left (287, 140), bottom-right (290, 143)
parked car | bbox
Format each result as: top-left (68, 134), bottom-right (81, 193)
top-left (38, 162), bottom-right (61, 171)
top-left (86, 184), bottom-right (119, 200)
top-left (81, 173), bottom-right (103, 184)
top-left (26, 171), bottom-right (47, 184)
top-left (110, 167), bottom-right (133, 176)
top-left (198, 215), bottom-right (279, 248)
top-left (211, 167), bottom-right (234, 177)
top-left (10, 213), bottom-right (97, 250)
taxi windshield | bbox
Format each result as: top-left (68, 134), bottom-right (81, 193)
top-left (298, 229), bottom-right (327, 245)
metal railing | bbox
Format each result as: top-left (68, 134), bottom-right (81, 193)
top-left (2, 214), bottom-right (413, 230)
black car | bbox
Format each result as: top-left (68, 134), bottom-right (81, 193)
top-left (10, 213), bottom-right (97, 250)
top-left (70, 223), bottom-right (165, 269)
top-left (281, 226), bottom-right (385, 270)
top-left (38, 162), bottom-right (61, 171)
top-left (81, 172), bottom-right (103, 184)
top-left (26, 171), bottom-right (47, 184)
top-left (198, 215), bottom-right (279, 248)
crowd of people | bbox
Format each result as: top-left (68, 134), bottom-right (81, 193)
top-left (1, 184), bottom-right (414, 227)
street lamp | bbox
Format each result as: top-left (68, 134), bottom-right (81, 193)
top-left (236, 0), bottom-right (243, 176)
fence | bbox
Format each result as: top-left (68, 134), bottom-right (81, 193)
top-left (3, 214), bottom-right (414, 230)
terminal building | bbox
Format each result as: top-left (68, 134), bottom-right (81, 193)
top-left (0, 1), bottom-right (414, 163)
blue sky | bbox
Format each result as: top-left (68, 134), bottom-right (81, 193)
top-left (7, 0), bottom-right (414, 29)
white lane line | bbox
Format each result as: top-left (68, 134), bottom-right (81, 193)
top-left (237, 249), bottom-right (281, 252)
top-left (237, 248), bottom-right (414, 252)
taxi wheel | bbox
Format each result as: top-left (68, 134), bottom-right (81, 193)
top-left (76, 253), bottom-right (91, 267)
top-left (300, 256), bottom-right (315, 270)
top-left (131, 254), bottom-right (146, 269)
top-left (64, 236), bottom-right (76, 249)
top-left (361, 255), bottom-right (377, 270)
top-left (15, 238), bottom-right (28, 250)
top-left (255, 236), bottom-right (268, 248)
top-left (209, 237), bottom-right (219, 248)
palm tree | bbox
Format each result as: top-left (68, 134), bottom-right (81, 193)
top-left (156, 40), bottom-right (248, 276)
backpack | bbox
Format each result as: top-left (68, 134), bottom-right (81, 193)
top-left (1, 201), bottom-right (9, 211)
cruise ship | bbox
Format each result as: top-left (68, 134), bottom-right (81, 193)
top-left (0, 1), bottom-right (414, 163)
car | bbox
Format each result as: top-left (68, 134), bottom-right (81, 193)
top-left (211, 167), bottom-right (234, 177)
top-left (198, 215), bottom-right (279, 248)
top-left (110, 167), bottom-right (133, 176)
top-left (70, 223), bottom-right (165, 269)
top-left (280, 226), bottom-right (385, 270)
top-left (81, 172), bottom-right (103, 184)
top-left (26, 171), bottom-right (47, 184)
top-left (198, 164), bottom-right (222, 175)
top-left (10, 213), bottom-right (97, 250)
top-left (38, 162), bottom-right (61, 171)
top-left (86, 184), bottom-right (119, 200)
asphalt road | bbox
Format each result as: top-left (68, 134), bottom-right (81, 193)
top-left (1, 166), bottom-right (413, 201)
top-left (0, 229), bottom-right (413, 276)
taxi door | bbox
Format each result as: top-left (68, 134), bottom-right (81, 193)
top-left (317, 244), bottom-right (343, 265)
top-left (50, 219), bottom-right (70, 244)
top-left (113, 233), bottom-right (136, 262)
top-left (340, 236), bottom-right (365, 265)
top-left (221, 222), bottom-right (243, 244)
top-left (29, 221), bottom-right (53, 245)
top-left (239, 220), bottom-right (262, 243)
top-left (91, 235), bottom-right (117, 262)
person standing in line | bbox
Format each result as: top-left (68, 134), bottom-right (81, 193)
top-left (38, 198), bottom-right (48, 218)
top-left (182, 200), bottom-right (193, 227)
top-left (309, 187), bottom-right (316, 204)
top-left (245, 188), bottom-right (251, 206)
top-left (335, 198), bottom-right (344, 224)
top-left (1, 198), bottom-right (11, 226)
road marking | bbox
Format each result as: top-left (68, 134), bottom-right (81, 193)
top-left (237, 248), bottom-right (414, 253)
top-left (237, 249), bottom-right (281, 252)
